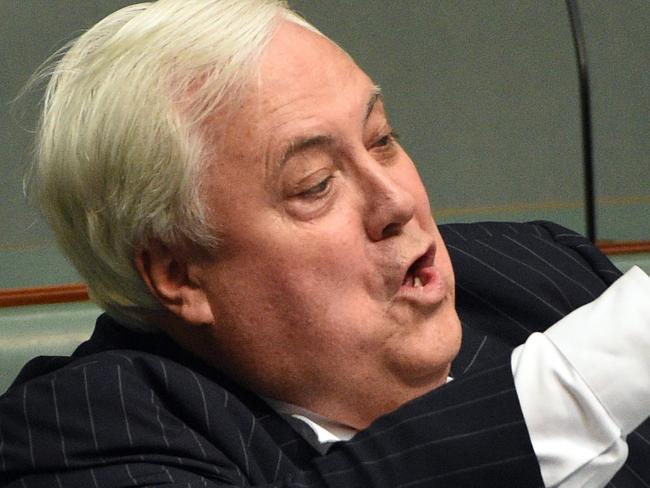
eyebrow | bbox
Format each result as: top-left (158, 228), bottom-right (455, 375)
top-left (279, 134), bottom-right (335, 170)
top-left (365, 86), bottom-right (383, 122)
top-left (277, 86), bottom-right (383, 170)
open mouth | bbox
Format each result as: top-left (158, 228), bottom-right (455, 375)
top-left (402, 246), bottom-right (435, 289)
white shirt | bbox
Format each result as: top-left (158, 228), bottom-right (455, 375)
top-left (268, 266), bottom-right (650, 487)
top-left (513, 265), bottom-right (650, 487)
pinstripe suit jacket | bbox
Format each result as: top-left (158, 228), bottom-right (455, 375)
top-left (1, 221), bottom-right (648, 487)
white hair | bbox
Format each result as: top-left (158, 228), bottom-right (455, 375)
top-left (26, 0), bottom-right (320, 331)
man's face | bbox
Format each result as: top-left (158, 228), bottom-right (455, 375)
top-left (191, 21), bottom-right (461, 428)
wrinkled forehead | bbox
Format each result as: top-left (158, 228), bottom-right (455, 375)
top-left (204, 20), bottom-right (376, 153)
top-left (252, 21), bottom-right (376, 130)
top-left (197, 20), bottom-right (383, 206)
top-left (260, 22), bottom-right (359, 92)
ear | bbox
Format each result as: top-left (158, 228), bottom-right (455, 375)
top-left (134, 240), bottom-right (215, 326)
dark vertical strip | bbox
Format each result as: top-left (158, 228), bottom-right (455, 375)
top-left (83, 367), bottom-right (100, 452)
top-left (566, 0), bottom-right (597, 242)
top-left (51, 379), bottom-right (69, 467)
top-left (0, 418), bottom-right (6, 472)
top-left (117, 366), bottom-right (134, 446)
top-left (22, 385), bottom-right (35, 469)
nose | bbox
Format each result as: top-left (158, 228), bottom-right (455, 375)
top-left (362, 165), bottom-right (416, 241)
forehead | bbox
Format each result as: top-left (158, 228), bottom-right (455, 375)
top-left (252, 21), bottom-right (376, 131)
top-left (261, 21), bottom-right (355, 82)
top-left (205, 21), bottom-right (381, 190)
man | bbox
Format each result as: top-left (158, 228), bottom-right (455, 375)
top-left (1, 1), bottom-right (649, 487)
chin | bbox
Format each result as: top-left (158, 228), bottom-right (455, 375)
top-left (404, 331), bottom-right (461, 389)
top-left (384, 347), bottom-right (455, 392)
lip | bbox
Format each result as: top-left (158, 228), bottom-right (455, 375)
top-left (394, 244), bottom-right (448, 307)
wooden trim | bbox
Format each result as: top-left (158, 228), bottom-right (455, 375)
top-left (598, 240), bottom-right (650, 255)
top-left (0, 239), bottom-right (649, 308)
top-left (0, 284), bottom-right (89, 308)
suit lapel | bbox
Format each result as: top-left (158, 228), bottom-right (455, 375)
top-left (452, 321), bottom-right (513, 377)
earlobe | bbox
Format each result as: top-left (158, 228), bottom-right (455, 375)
top-left (134, 241), bottom-right (215, 326)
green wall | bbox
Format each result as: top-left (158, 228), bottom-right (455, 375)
top-left (1, 1), bottom-right (135, 288)
top-left (289, 0), bottom-right (650, 237)
top-left (1, 1), bottom-right (649, 285)
top-left (0, 301), bottom-right (100, 393)
top-left (1, 0), bottom-right (649, 393)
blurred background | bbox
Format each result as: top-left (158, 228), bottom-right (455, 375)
top-left (1, 0), bottom-right (648, 390)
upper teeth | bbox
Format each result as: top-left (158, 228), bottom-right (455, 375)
top-left (414, 276), bottom-right (423, 288)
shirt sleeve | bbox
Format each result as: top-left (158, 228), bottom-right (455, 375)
top-left (511, 266), bottom-right (650, 488)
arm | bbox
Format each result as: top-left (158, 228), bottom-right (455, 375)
top-left (513, 266), bottom-right (650, 487)
top-left (0, 346), bottom-right (542, 487)
top-left (441, 221), bottom-right (649, 487)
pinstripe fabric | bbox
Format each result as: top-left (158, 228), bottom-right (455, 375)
top-left (444, 221), bottom-right (649, 488)
top-left (0, 221), bottom-right (646, 487)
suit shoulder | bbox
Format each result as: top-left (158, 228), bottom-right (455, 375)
top-left (444, 221), bottom-right (619, 343)
top-left (0, 348), bottom-right (262, 485)
top-left (439, 221), bottom-right (559, 245)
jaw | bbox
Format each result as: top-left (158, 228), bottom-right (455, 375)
top-left (290, 300), bottom-right (461, 429)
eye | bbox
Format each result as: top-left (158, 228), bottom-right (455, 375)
top-left (374, 131), bottom-right (400, 148)
top-left (299, 175), bottom-right (334, 198)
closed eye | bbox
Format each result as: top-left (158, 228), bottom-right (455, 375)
top-left (375, 131), bottom-right (399, 148)
top-left (300, 175), bottom-right (334, 198)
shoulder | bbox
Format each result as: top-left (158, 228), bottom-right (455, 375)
top-left (0, 348), bottom-right (267, 485)
top-left (440, 220), bottom-right (620, 289)
top-left (441, 221), bottom-right (621, 344)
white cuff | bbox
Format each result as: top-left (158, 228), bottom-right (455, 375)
top-left (512, 333), bottom-right (626, 487)
top-left (512, 266), bottom-right (650, 487)
top-left (545, 266), bottom-right (650, 434)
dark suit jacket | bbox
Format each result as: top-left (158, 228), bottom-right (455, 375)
top-left (0, 221), bottom-right (648, 487)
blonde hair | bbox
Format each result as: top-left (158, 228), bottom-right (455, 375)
top-left (27, 0), bottom-right (319, 330)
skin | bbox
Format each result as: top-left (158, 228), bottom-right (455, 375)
top-left (138, 21), bottom-right (462, 429)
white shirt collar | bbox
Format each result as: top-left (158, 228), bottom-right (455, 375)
top-left (263, 376), bottom-right (454, 454)
top-left (263, 397), bottom-right (357, 454)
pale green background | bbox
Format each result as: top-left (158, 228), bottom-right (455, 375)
top-left (1, 1), bottom-right (649, 392)
top-left (1, 0), bottom-right (648, 290)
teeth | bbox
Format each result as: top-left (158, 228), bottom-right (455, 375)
top-left (403, 273), bottom-right (414, 287)
top-left (414, 276), bottom-right (423, 288)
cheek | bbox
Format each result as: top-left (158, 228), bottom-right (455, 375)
top-left (215, 226), bottom-right (363, 318)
